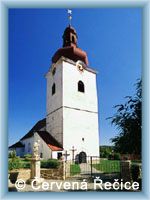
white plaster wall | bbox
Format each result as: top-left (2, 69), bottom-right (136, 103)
top-left (46, 58), bottom-right (100, 159)
top-left (46, 60), bottom-right (63, 114)
top-left (62, 60), bottom-right (98, 112)
top-left (34, 133), bottom-right (52, 160)
top-left (46, 60), bottom-right (63, 145)
top-left (62, 60), bottom-right (99, 158)
top-left (63, 108), bottom-right (99, 159)
top-left (21, 137), bottom-right (34, 155)
top-left (21, 133), bottom-right (53, 159)
top-left (52, 151), bottom-right (63, 159)
top-left (15, 147), bottom-right (24, 157)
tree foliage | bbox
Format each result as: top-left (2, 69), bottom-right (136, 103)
top-left (100, 146), bottom-right (113, 158)
top-left (108, 79), bottom-right (142, 155)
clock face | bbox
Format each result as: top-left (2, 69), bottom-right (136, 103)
top-left (76, 61), bottom-right (84, 72)
top-left (78, 63), bottom-right (84, 72)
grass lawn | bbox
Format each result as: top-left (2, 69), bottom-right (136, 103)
top-left (70, 164), bottom-right (81, 176)
top-left (93, 160), bottom-right (120, 173)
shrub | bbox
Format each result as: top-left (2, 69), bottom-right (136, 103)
top-left (8, 157), bottom-right (31, 170)
top-left (8, 150), bottom-right (17, 159)
top-left (8, 158), bottom-right (22, 171)
top-left (114, 153), bottom-right (121, 160)
top-left (21, 162), bottom-right (30, 169)
top-left (24, 154), bottom-right (32, 160)
top-left (101, 151), bottom-right (110, 158)
top-left (108, 153), bottom-right (113, 160)
top-left (41, 159), bottom-right (59, 169)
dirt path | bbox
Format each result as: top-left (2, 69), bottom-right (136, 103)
top-left (80, 163), bottom-right (101, 175)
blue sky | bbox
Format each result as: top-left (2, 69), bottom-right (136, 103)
top-left (9, 8), bottom-right (141, 146)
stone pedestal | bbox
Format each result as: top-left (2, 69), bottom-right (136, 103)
top-left (31, 159), bottom-right (40, 179)
top-left (27, 157), bottom-right (44, 185)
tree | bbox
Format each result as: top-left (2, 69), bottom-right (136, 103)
top-left (100, 146), bottom-right (113, 158)
top-left (107, 79), bottom-right (141, 156)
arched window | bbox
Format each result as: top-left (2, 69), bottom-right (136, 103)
top-left (72, 35), bottom-right (75, 43)
top-left (78, 81), bottom-right (85, 93)
top-left (52, 67), bottom-right (56, 76)
top-left (52, 83), bottom-right (56, 95)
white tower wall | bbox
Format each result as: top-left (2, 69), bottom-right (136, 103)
top-left (62, 59), bottom-right (99, 158)
top-left (46, 60), bottom-right (63, 145)
top-left (46, 57), bottom-right (100, 158)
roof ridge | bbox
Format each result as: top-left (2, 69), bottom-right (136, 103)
top-left (20, 118), bottom-right (46, 141)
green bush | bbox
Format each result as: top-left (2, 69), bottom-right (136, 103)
top-left (9, 156), bottom-right (31, 170)
top-left (8, 158), bottom-right (22, 171)
top-left (100, 146), bottom-right (113, 158)
top-left (8, 150), bottom-right (17, 159)
top-left (21, 162), bottom-right (31, 169)
top-left (24, 154), bottom-right (32, 160)
top-left (114, 153), bottom-right (121, 160)
top-left (101, 151), bottom-right (110, 158)
top-left (41, 159), bottom-right (59, 169)
top-left (108, 153), bottom-right (113, 160)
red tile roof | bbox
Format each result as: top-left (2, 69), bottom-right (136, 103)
top-left (37, 131), bottom-right (63, 151)
top-left (47, 144), bottom-right (63, 151)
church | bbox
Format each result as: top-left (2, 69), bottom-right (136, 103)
top-left (9, 12), bottom-right (100, 162)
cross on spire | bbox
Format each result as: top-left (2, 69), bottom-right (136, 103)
top-left (67, 9), bottom-right (72, 26)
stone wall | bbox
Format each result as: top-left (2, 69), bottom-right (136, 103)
top-left (41, 163), bottom-right (64, 180)
top-left (9, 162), bottom-right (64, 182)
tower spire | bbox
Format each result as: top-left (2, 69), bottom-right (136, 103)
top-left (67, 9), bottom-right (72, 26)
top-left (52, 10), bottom-right (89, 65)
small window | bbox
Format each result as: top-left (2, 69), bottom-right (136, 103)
top-left (40, 153), bottom-right (43, 158)
top-left (57, 152), bottom-right (62, 160)
top-left (78, 81), bottom-right (85, 93)
top-left (52, 83), bottom-right (56, 95)
top-left (72, 35), bottom-right (75, 43)
top-left (52, 68), bottom-right (56, 76)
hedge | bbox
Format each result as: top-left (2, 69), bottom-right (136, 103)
top-left (8, 158), bottom-right (59, 170)
top-left (41, 159), bottom-right (59, 169)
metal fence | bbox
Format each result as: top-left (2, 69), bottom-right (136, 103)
top-left (65, 156), bottom-right (120, 179)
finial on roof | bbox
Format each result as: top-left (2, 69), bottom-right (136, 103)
top-left (67, 9), bottom-right (72, 26)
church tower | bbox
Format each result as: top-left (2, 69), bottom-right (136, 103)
top-left (46, 14), bottom-right (99, 160)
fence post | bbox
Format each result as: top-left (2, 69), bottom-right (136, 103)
top-left (120, 160), bottom-right (132, 183)
top-left (90, 156), bottom-right (93, 177)
top-left (63, 161), bottom-right (66, 180)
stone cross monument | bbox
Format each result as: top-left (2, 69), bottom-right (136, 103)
top-left (28, 140), bottom-right (44, 185)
